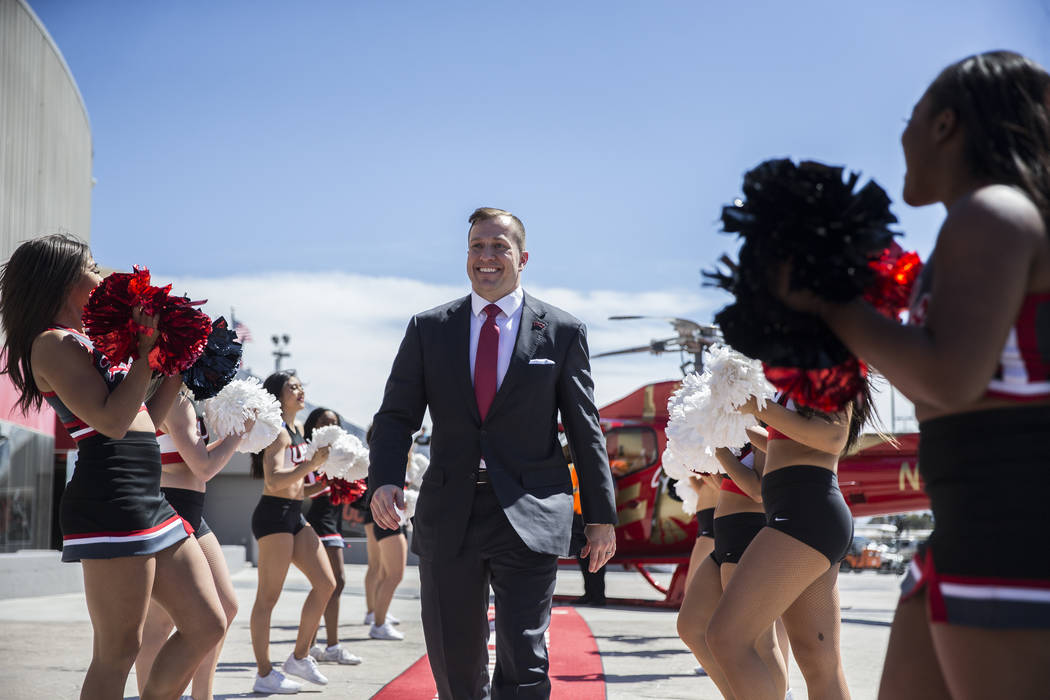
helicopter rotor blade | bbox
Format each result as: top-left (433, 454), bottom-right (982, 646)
top-left (591, 345), bottom-right (658, 359)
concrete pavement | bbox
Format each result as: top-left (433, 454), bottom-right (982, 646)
top-left (0, 563), bottom-right (898, 699)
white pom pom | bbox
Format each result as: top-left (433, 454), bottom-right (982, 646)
top-left (403, 487), bottom-right (419, 520)
top-left (332, 434), bottom-right (369, 481)
top-left (203, 378), bottom-right (283, 454)
top-left (690, 345), bottom-right (776, 449)
top-left (406, 452), bottom-right (429, 486)
top-left (664, 372), bottom-right (723, 472)
top-left (674, 478), bottom-right (700, 515)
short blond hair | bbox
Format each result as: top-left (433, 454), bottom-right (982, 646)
top-left (468, 207), bottom-right (526, 252)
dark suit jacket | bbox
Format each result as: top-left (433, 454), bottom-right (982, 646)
top-left (369, 291), bottom-right (618, 559)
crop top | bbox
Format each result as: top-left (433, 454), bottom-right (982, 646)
top-left (285, 423), bottom-right (308, 469)
top-left (156, 415), bottom-right (209, 465)
top-left (720, 448), bottom-right (755, 498)
top-left (908, 260), bottom-right (1050, 401)
top-left (40, 326), bottom-right (147, 443)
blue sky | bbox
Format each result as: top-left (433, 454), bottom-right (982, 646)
top-left (25, 0), bottom-right (1050, 425)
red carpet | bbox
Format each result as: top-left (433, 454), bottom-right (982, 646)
top-left (373, 605), bottom-right (605, 699)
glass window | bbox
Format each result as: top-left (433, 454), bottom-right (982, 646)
top-left (605, 427), bottom-right (658, 477)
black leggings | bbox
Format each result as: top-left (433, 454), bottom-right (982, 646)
top-left (762, 465), bottom-right (853, 565)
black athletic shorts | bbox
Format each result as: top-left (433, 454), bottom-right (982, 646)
top-left (251, 495), bottom-right (307, 539)
top-left (762, 465), bottom-right (853, 565)
top-left (696, 507), bottom-right (715, 539)
top-left (374, 523), bottom-right (406, 542)
top-left (162, 486), bottom-right (212, 538)
top-left (306, 494), bottom-right (345, 548)
top-left (710, 512), bottom-right (766, 565)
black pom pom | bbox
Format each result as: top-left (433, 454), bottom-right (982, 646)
top-left (705, 158), bottom-right (899, 409)
top-left (181, 317), bottom-right (243, 400)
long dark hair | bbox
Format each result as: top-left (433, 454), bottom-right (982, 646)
top-left (250, 370), bottom-right (297, 478)
top-left (795, 375), bottom-right (881, 455)
top-left (304, 406), bottom-right (342, 440)
top-left (0, 234), bottom-right (92, 415)
top-left (927, 51), bottom-right (1050, 222)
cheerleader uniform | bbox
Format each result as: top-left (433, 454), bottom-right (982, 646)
top-left (43, 326), bottom-right (190, 562)
top-left (761, 397), bottom-right (854, 566)
top-left (155, 415), bottom-right (213, 538)
top-left (251, 423), bottom-right (310, 539)
top-left (899, 263), bottom-right (1050, 628)
top-left (710, 449), bottom-right (766, 565)
top-left (305, 472), bottom-right (346, 549)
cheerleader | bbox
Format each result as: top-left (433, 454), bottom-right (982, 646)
top-left (134, 387), bottom-right (250, 699)
top-left (683, 473), bottom-right (719, 588)
top-left (706, 391), bottom-right (869, 700)
top-left (677, 447), bottom-right (791, 698)
top-left (784, 51), bottom-right (1050, 699)
top-left (303, 407), bottom-right (363, 665)
top-left (0, 235), bottom-right (225, 699)
top-left (248, 371), bottom-right (336, 693)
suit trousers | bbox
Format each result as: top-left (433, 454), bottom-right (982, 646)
top-left (418, 483), bottom-right (559, 700)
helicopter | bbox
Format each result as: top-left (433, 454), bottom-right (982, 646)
top-left (561, 317), bottom-right (929, 607)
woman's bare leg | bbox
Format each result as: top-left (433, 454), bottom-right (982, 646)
top-left (321, 546), bottom-right (346, 647)
top-left (289, 527), bottom-right (337, 660)
top-left (363, 523), bottom-right (379, 616)
top-left (877, 589), bottom-right (950, 700)
top-left (251, 533), bottom-right (294, 677)
top-left (931, 619), bottom-right (1050, 700)
top-left (141, 537), bottom-right (226, 700)
top-left (685, 536), bottom-right (715, 589)
top-left (81, 556), bottom-right (155, 699)
top-left (134, 600), bottom-right (173, 696)
top-left (677, 553), bottom-right (735, 697)
top-left (707, 528), bottom-right (829, 700)
top-left (781, 566), bottom-right (850, 700)
top-left (189, 532), bottom-right (239, 700)
top-left (373, 533), bottom-right (407, 626)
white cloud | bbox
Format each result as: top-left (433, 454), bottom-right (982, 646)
top-left (165, 271), bottom-right (722, 427)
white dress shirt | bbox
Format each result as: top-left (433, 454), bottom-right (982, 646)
top-left (469, 287), bottom-right (524, 391)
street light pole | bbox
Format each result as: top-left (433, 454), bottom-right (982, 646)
top-left (272, 334), bottom-right (291, 371)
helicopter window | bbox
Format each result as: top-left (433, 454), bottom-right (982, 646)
top-left (605, 427), bottom-right (658, 477)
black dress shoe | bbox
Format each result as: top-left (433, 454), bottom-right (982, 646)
top-left (571, 594), bottom-right (606, 607)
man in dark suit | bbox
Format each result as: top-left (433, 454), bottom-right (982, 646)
top-left (369, 207), bottom-right (618, 699)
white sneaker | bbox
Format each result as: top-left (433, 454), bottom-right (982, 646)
top-left (370, 621), bottom-right (405, 640)
top-left (308, 643), bottom-right (326, 660)
top-left (282, 652), bottom-right (329, 685)
top-left (253, 668), bottom-right (301, 694)
top-left (364, 611), bottom-right (400, 625)
top-left (785, 690), bottom-right (795, 700)
top-left (322, 644), bottom-right (363, 665)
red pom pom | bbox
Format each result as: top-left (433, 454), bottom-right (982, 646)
top-left (763, 358), bottom-right (868, 412)
top-left (83, 266), bottom-right (211, 374)
top-left (864, 244), bottom-right (923, 320)
top-left (327, 477), bottom-right (368, 505)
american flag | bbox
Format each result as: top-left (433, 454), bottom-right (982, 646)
top-left (233, 320), bottom-right (253, 343)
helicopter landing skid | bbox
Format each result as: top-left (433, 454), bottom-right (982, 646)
top-left (554, 559), bottom-right (690, 609)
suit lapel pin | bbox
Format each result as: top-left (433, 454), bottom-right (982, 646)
top-left (532, 320), bottom-right (546, 330)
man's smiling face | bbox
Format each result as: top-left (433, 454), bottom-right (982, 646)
top-left (466, 216), bottom-right (528, 302)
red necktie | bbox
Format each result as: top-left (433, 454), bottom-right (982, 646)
top-left (474, 304), bottom-right (501, 420)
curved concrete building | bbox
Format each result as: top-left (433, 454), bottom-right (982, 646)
top-left (0, 0), bottom-right (93, 553)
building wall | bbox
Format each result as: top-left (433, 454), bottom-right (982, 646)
top-left (0, 0), bottom-right (93, 552)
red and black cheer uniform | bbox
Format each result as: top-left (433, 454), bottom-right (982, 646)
top-left (711, 448), bottom-right (766, 565)
top-left (155, 415), bottom-right (212, 538)
top-left (251, 423), bottom-right (310, 539)
top-left (305, 471), bottom-right (346, 549)
top-left (42, 326), bottom-right (191, 562)
top-left (900, 263), bottom-right (1050, 628)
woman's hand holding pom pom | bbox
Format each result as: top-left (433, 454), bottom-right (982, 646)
top-left (132, 307), bottom-right (160, 357)
top-left (308, 445), bottom-right (331, 469)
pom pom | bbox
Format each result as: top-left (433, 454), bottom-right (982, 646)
top-left (326, 477), bottom-right (367, 505)
top-left (704, 159), bottom-right (901, 410)
top-left (763, 359), bottom-right (868, 413)
top-left (403, 487), bottom-right (420, 520)
top-left (83, 266), bottom-right (212, 374)
top-left (864, 244), bottom-right (924, 320)
top-left (674, 478), bottom-right (700, 516)
top-left (406, 452), bottom-right (430, 486)
top-left (203, 377), bottom-right (283, 453)
top-left (305, 427), bottom-right (370, 481)
top-left (181, 317), bottom-right (243, 400)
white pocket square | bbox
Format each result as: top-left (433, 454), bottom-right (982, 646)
top-left (528, 358), bottom-right (555, 365)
